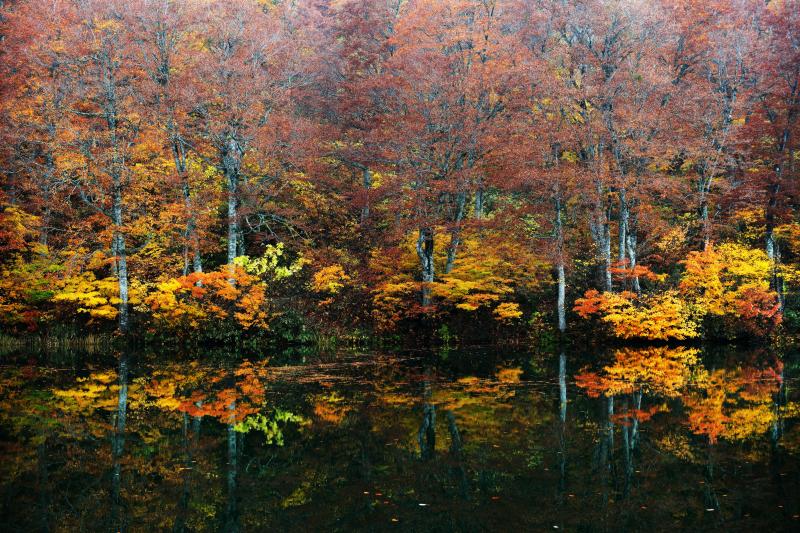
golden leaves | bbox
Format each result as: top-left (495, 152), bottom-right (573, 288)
top-left (144, 264), bottom-right (275, 330)
top-left (311, 264), bottom-right (351, 295)
top-left (685, 367), bottom-right (782, 443)
top-left (576, 347), bottom-right (700, 398)
top-left (574, 290), bottom-right (699, 340)
top-left (52, 272), bottom-right (122, 321)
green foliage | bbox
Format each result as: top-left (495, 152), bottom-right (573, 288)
top-left (233, 409), bottom-right (306, 445)
top-left (233, 243), bottom-right (308, 281)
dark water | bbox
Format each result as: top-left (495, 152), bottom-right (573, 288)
top-left (0, 346), bottom-right (798, 532)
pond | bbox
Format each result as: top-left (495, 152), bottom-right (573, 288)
top-left (0, 346), bottom-right (798, 532)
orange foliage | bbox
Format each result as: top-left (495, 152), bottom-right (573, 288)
top-left (145, 266), bottom-right (270, 330)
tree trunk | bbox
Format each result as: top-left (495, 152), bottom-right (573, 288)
top-left (627, 237), bottom-right (640, 294)
top-left (603, 217), bottom-right (612, 292)
top-left (589, 181), bottom-right (613, 292)
top-left (767, 173), bottom-right (784, 309)
top-left (182, 176), bottom-right (203, 276)
top-left (101, 47), bottom-right (129, 334)
top-left (555, 196), bottom-right (566, 332)
top-left (445, 191), bottom-right (466, 274)
top-left (223, 136), bottom-right (242, 274)
top-left (112, 184), bottom-right (129, 333)
top-left (627, 214), bottom-right (640, 294)
top-left (590, 221), bottom-right (611, 291)
top-left (417, 227), bottom-right (435, 306)
top-left (700, 188), bottom-right (711, 251)
top-left (172, 132), bottom-right (202, 276)
top-left (39, 149), bottom-right (55, 247)
top-left (618, 188), bottom-right (628, 265)
top-left (474, 183), bottom-right (484, 219)
top-left (361, 167), bottom-right (372, 223)
top-left (557, 261), bottom-right (566, 332)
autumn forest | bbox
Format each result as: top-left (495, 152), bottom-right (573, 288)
top-left (0, 0), bottom-right (799, 346)
top-left (2, 1), bottom-right (800, 531)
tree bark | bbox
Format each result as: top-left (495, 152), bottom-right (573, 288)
top-left (101, 46), bottom-right (130, 333)
top-left (627, 213), bottom-right (640, 294)
top-left (618, 188), bottom-right (628, 265)
top-left (474, 183), bottom-right (484, 219)
top-left (361, 167), bottom-right (372, 223)
top-left (171, 130), bottom-right (202, 276)
top-left (444, 191), bottom-right (466, 274)
top-left (555, 196), bottom-right (567, 332)
top-left (222, 136), bottom-right (242, 276)
top-left (112, 183), bottom-right (129, 333)
top-left (417, 226), bottom-right (435, 306)
top-left (590, 212), bottom-right (613, 292)
top-left (589, 179), bottom-right (613, 292)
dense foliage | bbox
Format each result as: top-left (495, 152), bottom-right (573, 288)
top-left (0, 0), bottom-right (798, 343)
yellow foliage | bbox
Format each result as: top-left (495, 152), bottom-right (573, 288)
top-left (601, 347), bottom-right (700, 397)
top-left (370, 229), bottom-right (541, 329)
top-left (493, 302), bottom-right (522, 321)
top-left (679, 243), bottom-right (782, 334)
top-left (0, 205), bottom-right (39, 252)
top-left (496, 367), bottom-right (523, 383)
top-left (575, 289), bottom-right (699, 340)
top-left (685, 367), bottom-right (781, 443)
top-left (93, 17), bottom-right (122, 32)
top-left (52, 272), bottom-right (122, 321)
top-left (311, 264), bottom-right (351, 294)
top-left (576, 347), bottom-right (700, 398)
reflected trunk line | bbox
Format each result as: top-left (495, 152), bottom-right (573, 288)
top-left (558, 353), bottom-right (567, 496)
top-left (557, 351), bottom-right (568, 526)
top-left (704, 441), bottom-right (722, 521)
top-left (631, 391), bottom-right (642, 451)
top-left (559, 353), bottom-right (567, 423)
top-left (595, 395), bottom-right (616, 508)
top-left (621, 399), bottom-right (632, 498)
top-left (173, 412), bottom-right (193, 533)
top-left (359, 436), bottom-right (373, 483)
top-left (111, 356), bottom-right (129, 532)
top-left (418, 372), bottom-right (436, 461)
top-left (445, 409), bottom-right (469, 499)
top-left (192, 400), bottom-right (203, 446)
top-left (770, 368), bottom-right (787, 503)
top-left (623, 390), bottom-right (644, 499)
top-left (446, 410), bottom-right (462, 454)
top-left (37, 441), bottom-right (51, 533)
top-left (772, 367), bottom-right (786, 444)
top-left (224, 400), bottom-right (239, 533)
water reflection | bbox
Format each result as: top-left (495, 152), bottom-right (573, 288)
top-left (0, 347), bottom-right (798, 531)
top-left (111, 355), bottom-right (128, 532)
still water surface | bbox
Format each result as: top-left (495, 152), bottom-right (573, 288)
top-left (0, 346), bottom-right (798, 532)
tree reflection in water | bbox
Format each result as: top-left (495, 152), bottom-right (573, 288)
top-left (0, 347), bottom-right (797, 531)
